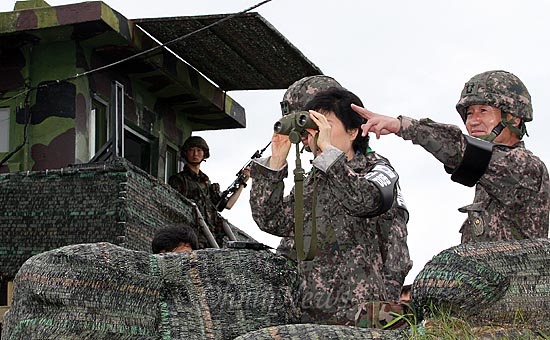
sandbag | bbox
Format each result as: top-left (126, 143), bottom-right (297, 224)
top-left (413, 238), bottom-right (550, 331)
top-left (2, 242), bottom-right (300, 339)
top-left (234, 323), bottom-right (409, 340)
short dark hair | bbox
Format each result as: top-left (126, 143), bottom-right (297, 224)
top-left (401, 284), bottom-right (412, 295)
top-left (151, 224), bottom-right (199, 254)
top-left (304, 87), bottom-right (370, 155)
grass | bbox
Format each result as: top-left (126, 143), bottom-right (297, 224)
top-left (385, 304), bottom-right (549, 340)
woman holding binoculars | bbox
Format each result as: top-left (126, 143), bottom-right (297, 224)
top-left (249, 87), bottom-right (410, 326)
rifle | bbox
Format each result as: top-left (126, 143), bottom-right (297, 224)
top-left (215, 141), bottom-right (271, 212)
top-left (191, 202), bottom-right (220, 248)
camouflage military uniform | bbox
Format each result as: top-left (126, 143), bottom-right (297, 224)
top-left (275, 151), bottom-right (411, 301)
top-left (397, 116), bottom-right (550, 242)
top-left (169, 165), bottom-right (225, 247)
top-left (250, 145), bottom-right (409, 325)
top-left (275, 75), bottom-right (411, 301)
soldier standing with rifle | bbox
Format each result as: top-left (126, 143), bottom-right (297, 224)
top-left (169, 136), bottom-right (249, 248)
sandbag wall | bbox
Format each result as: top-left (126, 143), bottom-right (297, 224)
top-left (413, 238), bottom-right (550, 332)
top-left (2, 243), bottom-right (300, 339)
top-left (0, 159), bottom-right (196, 279)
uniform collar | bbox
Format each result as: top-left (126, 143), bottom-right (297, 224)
top-left (183, 164), bottom-right (209, 182)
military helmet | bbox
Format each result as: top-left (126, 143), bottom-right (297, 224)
top-left (456, 70), bottom-right (532, 123)
top-left (281, 75), bottom-right (343, 115)
top-left (181, 136), bottom-right (210, 159)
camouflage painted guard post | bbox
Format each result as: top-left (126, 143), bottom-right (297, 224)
top-left (354, 70), bottom-right (550, 243)
top-left (276, 76), bottom-right (411, 302)
top-left (250, 87), bottom-right (409, 325)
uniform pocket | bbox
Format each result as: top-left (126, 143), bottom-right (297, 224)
top-left (458, 202), bottom-right (487, 237)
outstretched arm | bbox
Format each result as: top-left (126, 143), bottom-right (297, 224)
top-left (351, 104), bottom-right (401, 138)
top-left (224, 168), bottom-right (250, 209)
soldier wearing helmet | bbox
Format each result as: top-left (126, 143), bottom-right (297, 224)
top-left (280, 75), bottom-right (344, 150)
top-left (179, 136), bottom-right (211, 164)
top-left (353, 70), bottom-right (549, 243)
top-left (280, 75), bottom-right (343, 116)
top-left (276, 76), bottom-right (412, 303)
top-left (169, 136), bottom-right (249, 248)
top-left (456, 70), bottom-right (532, 143)
top-left (249, 80), bottom-right (412, 324)
top-left (275, 75), bottom-right (342, 258)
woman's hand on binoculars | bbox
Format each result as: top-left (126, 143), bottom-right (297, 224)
top-left (307, 110), bottom-right (332, 153)
top-left (269, 133), bottom-right (291, 170)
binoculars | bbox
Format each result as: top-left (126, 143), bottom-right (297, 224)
top-left (273, 111), bottom-right (317, 144)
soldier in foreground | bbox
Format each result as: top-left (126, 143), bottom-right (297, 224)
top-left (276, 76), bottom-right (412, 301)
top-left (151, 224), bottom-right (199, 253)
top-left (249, 87), bottom-right (407, 325)
top-left (353, 70), bottom-right (549, 242)
top-left (169, 136), bottom-right (249, 247)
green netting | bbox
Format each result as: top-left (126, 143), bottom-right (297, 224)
top-left (2, 243), bottom-right (300, 339)
top-left (234, 323), bottom-right (409, 340)
top-left (0, 159), bottom-right (255, 279)
top-left (413, 238), bottom-right (550, 330)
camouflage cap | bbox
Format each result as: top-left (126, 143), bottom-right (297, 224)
top-left (456, 70), bottom-right (532, 122)
top-left (181, 136), bottom-right (210, 159)
top-left (281, 75), bottom-right (343, 115)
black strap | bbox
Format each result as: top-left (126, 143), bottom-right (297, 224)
top-left (445, 135), bottom-right (494, 187)
top-left (364, 161), bottom-right (399, 217)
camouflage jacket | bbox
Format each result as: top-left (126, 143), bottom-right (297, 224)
top-left (398, 116), bottom-right (550, 243)
top-left (168, 165), bottom-right (225, 247)
top-left (250, 146), bottom-right (409, 325)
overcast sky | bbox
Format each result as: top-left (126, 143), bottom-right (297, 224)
top-left (2, 0), bottom-right (549, 283)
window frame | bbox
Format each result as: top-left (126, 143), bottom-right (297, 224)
top-left (88, 95), bottom-right (109, 160)
top-left (0, 107), bottom-right (10, 153)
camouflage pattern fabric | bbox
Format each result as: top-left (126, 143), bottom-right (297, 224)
top-left (234, 323), bottom-right (409, 340)
top-left (354, 301), bottom-right (413, 330)
top-left (181, 136), bottom-right (211, 159)
top-left (169, 165), bottom-right (226, 247)
top-left (1, 243), bottom-right (300, 340)
top-left (278, 75), bottom-right (411, 301)
top-left (280, 75), bottom-right (343, 115)
top-left (249, 146), bottom-right (408, 325)
top-left (398, 116), bottom-right (549, 242)
top-left (456, 70), bottom-right (533, 122)
top-left (275, 152), bottom-right (412, 301)
top-left (413, 238), bottom-right (550, 332)
top-left (275, 74), bottom-right (344, 273)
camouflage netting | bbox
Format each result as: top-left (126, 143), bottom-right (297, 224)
top-left (234, 324), bottom-right (409, 340)
top-left (413, 238), bottom-right (550, 331)
top-left (0, 158), bottom-right (254, 279)
top-left (1, 242), bottom-right (300, 339)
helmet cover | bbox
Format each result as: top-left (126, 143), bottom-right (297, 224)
top-left (281, 75), bottom-right (343, 115)
top-left (456, 70), bottom-right (532, 123)
top-left (181, 136), bottom-right (210, 159)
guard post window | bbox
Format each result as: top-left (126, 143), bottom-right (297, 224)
top-left (89, 97), bottom-right (109, 158)
top-left (0, 107), bottom-right (9, 153)
top-left (165, 145), bottom-right (178, 183)
top-left (124, 126), bottom-right (152, 174)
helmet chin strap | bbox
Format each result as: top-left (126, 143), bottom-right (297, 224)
top-left (185, 158), bottom-right (204, 166)
top-left (477, 114), bottom-right (523, 142)
top-left (477, 121), bottom-right (506, 142)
